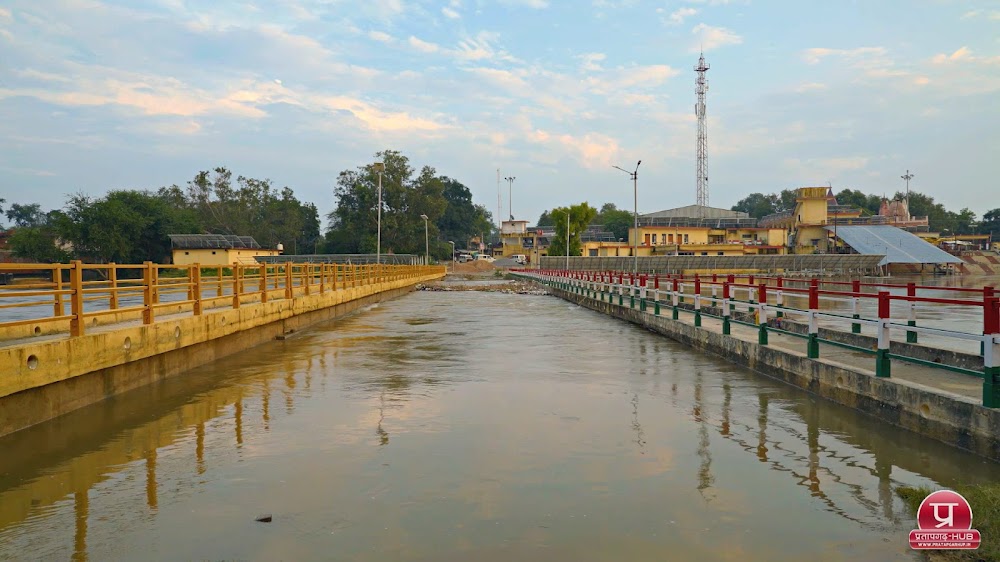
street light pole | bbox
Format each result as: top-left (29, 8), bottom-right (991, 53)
top-left (901, 170), bottom-right (914, 221)
top-left (374, 161), bottom-right (385, 264)
top-left (504, 176), bottom-right (516, 220)
top-left (566, 210), bottom-right (570, 271)
top-left (420, 214), bottom-right (429, 266)
top-left (448, 241), bottom-right (455, 268)
top-left (613, 160), bottom-right (641, 275)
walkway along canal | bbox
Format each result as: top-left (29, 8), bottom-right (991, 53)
top-left (1, 283), bottom-right (998, 561)
top-left (515, 269), bottom-right (1000, 462)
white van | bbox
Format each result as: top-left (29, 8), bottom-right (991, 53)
top-left (476, 254), bottom-right (496, 263)
top-left (511, 254), bottom-right (526, 265)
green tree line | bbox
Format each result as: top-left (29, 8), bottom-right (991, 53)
top-left (2, 150), bottom-right (495, 264)
top-left (324, 149), bottom-right (494, 260)
top-left (2, 168), bottom-right (320, 263)
top-left (731, 188), bottom-right (988, 236)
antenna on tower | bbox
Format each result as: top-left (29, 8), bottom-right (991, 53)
top-left (694, 51), bottom-right (710, 215)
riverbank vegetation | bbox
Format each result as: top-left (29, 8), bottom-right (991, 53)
top-left (0, 150), bottom-right (495, 264)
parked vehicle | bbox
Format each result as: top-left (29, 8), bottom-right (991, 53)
top-left (476, 254), bottom-right (496, 263)
top-left (511, 254), bottom-right (526, 265)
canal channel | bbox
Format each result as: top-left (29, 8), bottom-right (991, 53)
top-left (1, 286), bottom-right (998, 561)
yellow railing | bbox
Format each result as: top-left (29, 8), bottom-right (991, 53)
top-left (0, 261), bottom-right (444, 338)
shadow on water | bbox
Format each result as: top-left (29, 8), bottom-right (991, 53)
top-left (0, 289), bottom-right (999, 561)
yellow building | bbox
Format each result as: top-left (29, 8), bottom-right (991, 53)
top-left (759, 187), bottom-right (867, 254)
top-left (625, 205), bottom-right (788, 257)
top-left (169, 234), bottom-right (282, 266)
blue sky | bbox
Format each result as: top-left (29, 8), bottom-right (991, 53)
top-left (1, 0), bottom-right (998, 229)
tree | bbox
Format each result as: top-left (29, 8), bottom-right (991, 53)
top-left (548, 202), bottom-right (597, 256)
top-left (834, 189), bottom-right (881, 216)
top-left (536, 210), bottom-right (554, 227)
top-left (56, 190), bottom-right (201, 263)
top-left (5, 203), bottom-right (46, 227)
top-left (594, 203), bottom-right (634, 241)
top-left (731, 192), bottom-right (779, 218)
top-left (980, 208), bottom-right (1000, 240)
top-left (325, 150), bottom-right (490, 259)
top-left (7, 209), bottom-right (71, 263)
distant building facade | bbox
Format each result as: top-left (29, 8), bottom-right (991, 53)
top-left (169, 234), bottom-right (282, 265)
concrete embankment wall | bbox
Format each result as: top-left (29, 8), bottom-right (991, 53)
top-left (0, 273), bottom-right (442, 437)
top-left (540, 282), bottom-right (1000, 462)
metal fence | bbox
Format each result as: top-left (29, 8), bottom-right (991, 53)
top-left (255, 254), bottom-right (422, 265)
top-left (538, 254), bottom-right (886, 275)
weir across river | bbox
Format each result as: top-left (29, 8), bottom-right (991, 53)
top-left (0, 264), bottom-right (998, 560)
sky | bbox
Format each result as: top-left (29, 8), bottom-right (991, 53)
top-left (1, 0), bottom-right (998, 230)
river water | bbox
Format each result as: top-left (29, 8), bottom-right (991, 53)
top-left (1, 289), bottom-right (999, 561)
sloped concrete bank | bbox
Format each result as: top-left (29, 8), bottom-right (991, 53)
top-left (545, 284), bottom-right (1000, 462)
top-left (0, 273), bottom-right (442, 437)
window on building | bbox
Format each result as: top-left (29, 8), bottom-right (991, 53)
top-left (701, 252), bottom-right (708, 256)
top-left (717, 252), bottom-right (724, 256)
top-left (185, 251), bottom-right (189, 255)
top-left (212, 251), bottom-right (216, 255)
top-left (683, 234), bottom-right (689, 243)
top-left (668, 234), bottom-right (674, 243)
top-left (652, 233), bottom-right (657, 245)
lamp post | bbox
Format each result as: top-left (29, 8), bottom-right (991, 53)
top-left (420, 214), bottom-right (429, 266)
top-left (374, 161), bottom-right (385, 264)
top-left (504, 176), bottom-right (515, 220)
top-left (901, 170), bottom-right (914, 221)
top-left (565, 211), bottom-right (572, 271)
top-left (613, 160), bottom-right (641, 275)
top-left (448, 241), bottom-right (455, 268)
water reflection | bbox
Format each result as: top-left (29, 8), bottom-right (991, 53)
top-left (0, 290), bottom-right (999, 561)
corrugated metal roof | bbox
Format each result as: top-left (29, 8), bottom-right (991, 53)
top-left (826, 225), bottom-right (962, 265)
top-left (641, 205), bottom-right (749, 220)
top-left (168, 234), bottom-right (262, 250)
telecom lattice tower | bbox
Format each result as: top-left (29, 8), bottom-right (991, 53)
top-left (694, 52), bottom-right (710, 210)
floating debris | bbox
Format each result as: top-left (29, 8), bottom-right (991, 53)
top-left (417, 281), bottom-right (549, 296)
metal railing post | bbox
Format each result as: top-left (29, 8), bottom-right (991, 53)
top-left (671, 278), bottom-right (679, 320)
top-left (983, 297), bottom-right (1000, 406)
top-left (193, 265), bottom-right (203, 315)
top-left (851, 279), bottom-right (861, 333)
top-left (142, 261), bottom-right (155, 325)
top-left (260, 265), bottom-right (268, 303)
top-left (876, 291), bottom-right (891, 378)
top-left (722, 282), bottom-right (731, 335)
top-left (906, 282), bottom-right (918, 343)
top-left (69, 261), bottom-right (85, 337)
top-left (52, 265), bottom-right (65, 318)
top-left (109, 263), bottom-right (119, 310)
top-left (807, 283), bottom-right (819, 358)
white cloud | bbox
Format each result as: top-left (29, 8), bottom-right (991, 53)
top-left (408, 35), bottom-right (441, 54)
top-left (931, 46), bottom-right (973, 64)
top-left (578, 52), bottom-right (606, 71)
top-left (442, 6), bottom-right (460, 18)
top-left (961, 9), bottom-right (1000, 20)
top-left (801, 46), bottom-right (887, 65)
top-left (794, 82), bottom-right (828, 93)
top-left (499, 0), bottom-right (549, 8)
top-left (691, 23), bottom-right (742, 52)
top-left (0, 7), bottom-right (11, 20)
top-left (368, 30), bottom-right (393, 42)
top-left (667, 8), bottom-right (698, 26)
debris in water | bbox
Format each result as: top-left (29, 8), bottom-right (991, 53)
top-left (255, 514), bottom-right (273, 523)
